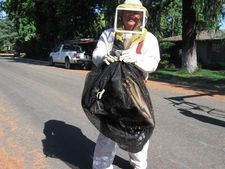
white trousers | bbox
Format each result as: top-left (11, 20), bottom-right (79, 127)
top-left (93, 133), bottom-right (149, 169)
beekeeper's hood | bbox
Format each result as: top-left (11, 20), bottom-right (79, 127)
top-left (114, 0), bottom-right (149, 34)
top-left (117, 0), bottom-right (148, 14)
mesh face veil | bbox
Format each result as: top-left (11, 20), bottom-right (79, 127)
top-left (114, 0), bottom-right (148, 34)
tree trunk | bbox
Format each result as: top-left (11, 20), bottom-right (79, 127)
top-left (182, 0), bottom-right (198, 73)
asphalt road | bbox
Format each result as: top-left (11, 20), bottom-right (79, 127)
top-left (0, 56), bottom-right (225, 169)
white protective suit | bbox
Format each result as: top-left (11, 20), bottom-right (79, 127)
top-left (92, 28), bottom-right (160, 79)
top-left (92, 27), bottom-right (160, 169)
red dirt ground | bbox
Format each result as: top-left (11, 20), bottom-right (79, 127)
top-left (146, 80), bottom-right (225, 101)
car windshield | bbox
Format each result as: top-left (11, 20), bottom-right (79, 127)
top-left (54, 45), bottom-right (61, 52)
top-left (63, 44), bottom-right (83, 52)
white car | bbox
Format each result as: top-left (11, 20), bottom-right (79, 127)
top-left (49, 43), bottom-right (92, 69)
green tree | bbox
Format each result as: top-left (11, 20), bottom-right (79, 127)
top-left (182, 0), bottom-right (197, 73)
top-left (101, 0), bottom-right (177, 37)
top-left (3, 0), bottom-right (104, 59)
top-left (102, 0), bottom-right (122, 28)
top-left (4, 0), bottom-right (36, 41)
top-left (3, 0), bottom-right (224, 63)
top-left (34, 0), bottom-right (104, 58)
top-left (0, 0), bottom-right (3, 13)
top-left (182, 0), bottom-right (225, 73)
top-left (0, 17), bottom-right (18, 52)
top-left (159, 0), bottom-right (182, 37)
top-left (141, 0), bottom-right (175, 37)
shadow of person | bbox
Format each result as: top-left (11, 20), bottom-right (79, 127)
top-left (178, 109), bottom-right (225, 128)
top-left (42, 120), bottom-right (94, 169)
top-left (42, 120), bottom-right (131, 169)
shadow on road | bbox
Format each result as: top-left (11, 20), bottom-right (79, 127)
top-left (178, 108), bottom-right (225, 128)
top-left (1, 56), bottom-right (48, 66)
top-left (165, 95), bottom-right (225, 128)
top-left (42, 120), bottom-right (131, 169)
top-left (1, 56), bottom-right (91, 70)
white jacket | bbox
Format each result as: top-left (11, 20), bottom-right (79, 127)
top-left (92, 28), bottom-right (160, 78)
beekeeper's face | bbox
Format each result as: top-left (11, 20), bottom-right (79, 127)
top-left (122, 10), bottom-right (143, 30)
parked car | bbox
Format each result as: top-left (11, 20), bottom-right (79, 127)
top-left (49, 43), bottom-right (92, 69)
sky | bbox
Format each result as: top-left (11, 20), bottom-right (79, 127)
top-left (0, 11), bottom-right (6, 17)
top-left (0, 0), bottom-right (6, 17)
top-left (221, 18), bottom-right (225, 29)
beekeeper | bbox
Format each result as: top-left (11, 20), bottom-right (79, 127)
top-left (92, 0), bottom-right (160, 169)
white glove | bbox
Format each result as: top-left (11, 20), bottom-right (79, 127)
top-left (119, 49), bottom-right (137, 63)
top-left (103, 54), bottom-right (118, 65)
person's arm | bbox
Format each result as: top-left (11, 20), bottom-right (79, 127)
top-left (92, 29), bottom-right (115, 66)
top-left (135, 32), bottom-right (160, 73)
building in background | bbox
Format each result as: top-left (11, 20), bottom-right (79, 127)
top-left (162, 30), bottom-right (225, 69)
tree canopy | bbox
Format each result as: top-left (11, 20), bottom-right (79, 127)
top-left (182, 0), bottom-right (225, 72)
top-left (2, 0), bottom-right (105, 59)
top-left (1, 0), bottom-right (225, 68)
top-left (0, 17), bottom-right (18, 52)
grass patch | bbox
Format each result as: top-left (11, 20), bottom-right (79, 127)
top-left (151, 68), bottom-right (225, 89)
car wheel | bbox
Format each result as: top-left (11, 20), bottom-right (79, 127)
top-left (49, 57), bottom-right (54, 66)
top-left (65, 58), bottom-right (71, 69)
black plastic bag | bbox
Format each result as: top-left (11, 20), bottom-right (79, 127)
top-left (81, 62), bottom-right (155, 153)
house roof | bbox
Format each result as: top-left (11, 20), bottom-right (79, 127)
top-left (162, 29), bottom-right (225, 42)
